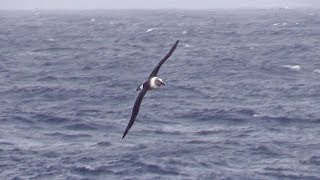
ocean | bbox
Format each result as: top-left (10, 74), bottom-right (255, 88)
top-left (0, 9), bottom-right (320, 179)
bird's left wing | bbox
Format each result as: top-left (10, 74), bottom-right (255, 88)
top-left (122, 87), bottom-right (148, 139)
top-left (149, 40), bottom-right (179, 78)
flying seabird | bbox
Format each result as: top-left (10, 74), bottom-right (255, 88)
top-left (122, 40), bottom-right (179, 139)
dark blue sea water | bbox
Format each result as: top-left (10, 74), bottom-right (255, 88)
top-left (1, 9), bottom-right (320, 179)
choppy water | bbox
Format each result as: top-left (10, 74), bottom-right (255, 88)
top-left (1, 9), bottom-right (320, 179)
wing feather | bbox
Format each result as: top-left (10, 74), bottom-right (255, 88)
top-left (122, 87), bottom-right (148, 139)
top-left (149, 40), bottom-right (179, 78)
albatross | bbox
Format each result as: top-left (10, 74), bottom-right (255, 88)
top-left (122, 40), bottom-right (179, 139)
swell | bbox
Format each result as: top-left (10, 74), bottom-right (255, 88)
top-left (3, 85), bottom-right (88, 100)
top-left (171, 106), bottom-right (320, 123)
top-left (33, 47), bottom-right (84, 52)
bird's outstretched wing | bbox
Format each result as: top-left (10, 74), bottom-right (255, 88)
top-left (149, 40), bottom-right (179, 78)
top-left (122, 87), bottom-right (148, 139)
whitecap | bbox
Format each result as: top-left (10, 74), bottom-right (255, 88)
top-left (272, 23), bottom-right (279, 26)
top-left (90, 18), bottom-right (95, 22)
top-left (282, 65), bottom-right (301, 71)
top-left (253, 114), bottom-right (264, 118)
top-left (182, 30), bottom-right (188, 35)
top-left (146, 28), bottom-right (157, 33)
top-left (313, 69), bottom-right (320, 73)
top-left (185, 44), bottom-right (193, 48)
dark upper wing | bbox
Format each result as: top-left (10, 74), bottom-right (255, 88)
top-left (149, 40), bottom-right (179, 78)
top-left (122, 87), bottom-right (148, 139)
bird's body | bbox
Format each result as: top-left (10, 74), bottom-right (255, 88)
top-left (122, 40), bottom-right (179, 139)
top-left (136, 77), bottom-right (164, 91)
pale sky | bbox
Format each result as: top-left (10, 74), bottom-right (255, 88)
top-left (0, 0), bottom-right (319, 9)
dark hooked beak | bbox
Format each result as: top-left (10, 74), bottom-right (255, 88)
top-left (161, 82), bottom-right (165, 86)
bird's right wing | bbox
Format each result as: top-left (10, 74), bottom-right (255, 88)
top-left (122, 87), bottom-right (148, 139)
top-left (149, 40), bottom-right (179, 78)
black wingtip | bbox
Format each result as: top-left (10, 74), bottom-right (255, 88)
top-left (172, 40), bottom-right (179, 50)
top-left (122, 128), bottom-right (128, 139)
top-left (122, 132), bottom-right (127, 139)
top-left (122, 129), bottom-right (129, 139)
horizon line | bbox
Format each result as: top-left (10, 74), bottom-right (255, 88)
top-left (0, 7), bottom-right (319, 11)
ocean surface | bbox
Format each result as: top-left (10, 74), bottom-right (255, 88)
top-left (1, 9), bottom-right (320, 179)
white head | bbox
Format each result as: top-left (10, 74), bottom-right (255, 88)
top-left (150, 77), bottom-right (165, 89)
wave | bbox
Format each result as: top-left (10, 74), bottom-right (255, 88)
top-left (300, 155), bottom-right (320, 166)
top-left (282, 65), bottom-right (301, 71)
top-left (91, 141), bottom-right (112, 147)
top-left (33, 114), bottom-right (72, 124)
top-left (65, 123), bottom-right (98, 131)
top-left (44, 132), bottom-right (92, 139)
top-left (259, 171), bottom-right (319, 180)
top-left (5, 85), bottom-right (88, 100)
top-left (146, 28), bottom-right (157, 32)
top-left (252, 114), bottom-right (320, 123)
top-left (33, 47), bottom-right (83, 52)
top-left (172, 107), bottom-right (256, 122)
top-left (70, 165), bottom-right (114, 176)
top-left (10, 115), bottom-right (35, 124)
top-left (37, 76), bottom-right (58, 81)
top-left (132, 162), bottom-right (180, 176)
top-left (249, 145), bottom-right (281, 156)
top-left (194, 129), bottom-right (230, 136)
